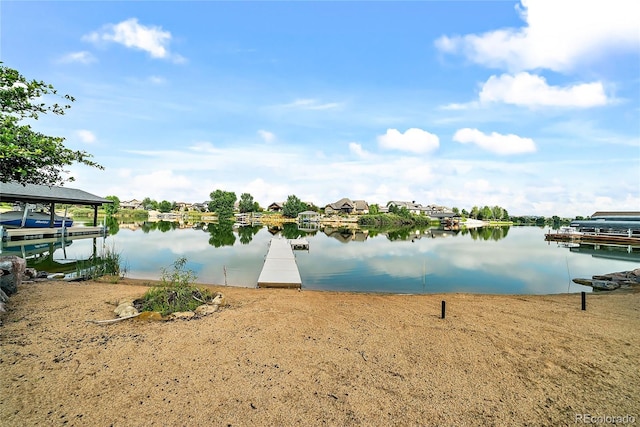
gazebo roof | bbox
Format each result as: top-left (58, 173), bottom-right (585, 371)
top-left (0, 181), bottom-right (112, 206)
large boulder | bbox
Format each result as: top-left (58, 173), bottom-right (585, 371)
top-left (0, 256), bottom-right (26, 296)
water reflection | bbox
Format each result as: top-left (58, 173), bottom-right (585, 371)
top-left (24, 222), bottom-right (636, 294)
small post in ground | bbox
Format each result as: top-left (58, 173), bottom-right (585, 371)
top-left (581, 291), bottom-right (586, 311)
top-left (441, 300), bottom-right (446, 319)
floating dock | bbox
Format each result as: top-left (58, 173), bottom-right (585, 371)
top-left (257, 237), bottom-right (302, 288)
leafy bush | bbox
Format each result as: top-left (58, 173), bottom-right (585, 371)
top-left (136, 257), bottom-right (215, 315)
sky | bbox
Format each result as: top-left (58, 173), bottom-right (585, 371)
top-left (2, 0), bottom-right (639, 217)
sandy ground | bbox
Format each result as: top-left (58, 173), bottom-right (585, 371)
top-left (1, 279), bottom-right (639, 426)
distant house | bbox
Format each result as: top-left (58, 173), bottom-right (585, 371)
top-left (268, 202), bottom-right (284, 212)
top-left (325, 198), bottom-right (355, 215)
top-left (190, 203), bottom-right (208, 212)
top-left (120, 199), bottom-right (143, 210)
top-left (386, 201), bottom-right (423, 215)
top-left (422, 204), bottom-right (457, 219)
top-left (386, 201), bottom-right (456, 218)
top-left (353, 200), bottom-right (369, 214)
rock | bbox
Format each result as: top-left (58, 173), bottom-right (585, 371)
top-left (136, 311), bottom-right (164, 321)
top-left (24, 268), bottom-right (38, 279)
top-left (114, 302), bottom-right (137, 317)
top-left (0, 288), bottom-right (8, 303)
top-left (195, 304), bottom-right (219, 316)
top-left (212, 293), bottom-right (227, 306)
top-left (591, 280), bottom-right (621, 291)
top-left (0, 256), bottom-right (26, 296)
top-left (47, 273), bottom-right (65, 280)
top-left (36, 271), bottom-right (49, 279)
top-left (0, 301), bottom-right (6, 313)
top-left (572, 278), bottom-right (593, 286)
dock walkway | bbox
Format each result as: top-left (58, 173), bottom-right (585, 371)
top-left (257, 237), bottom-right (302, 288)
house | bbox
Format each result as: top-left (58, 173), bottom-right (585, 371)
top-left (353, 200), bottom-right (369, 214)
top-left (268, 202), bottom-right (284, 212)
top-left (386, 201), bottom-right (423, 215)
top-left (120, 199), bottom-right (144, 210)
top-left (325, 198), bottom-right (355, 215)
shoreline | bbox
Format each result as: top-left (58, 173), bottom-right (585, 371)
top-left (1, 279), bottom-right (638, 426)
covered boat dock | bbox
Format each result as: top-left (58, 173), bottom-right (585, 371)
top-left (0, 181), bottom-right (112, 243)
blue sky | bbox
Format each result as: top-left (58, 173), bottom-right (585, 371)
top-left (2, 0), bottom-right (639, 217)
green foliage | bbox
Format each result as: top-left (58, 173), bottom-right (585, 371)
top-left (137, 257), bottom-right (214, 316)
top-left (208, 189), bottom-right (236, 220)
top-left (75, 244), bottom-right (125, 280)
top-left (207, 221), bottom-right (236, 247)
top-left (104, 195), bottom-right (120, 215)
top-left (369, 204), bottom-right (380, 214)
top-left (282, 194), bottom-right (307, 218)
top-left (0, 63), bottom-right (103, 185)
top-left (358, 213), bottom-right (434, 228)
top-left (158, 200), bottom-right (172, 213)
top-left (142, 197), bottom-right (158, 210)
top-left (238, 192), bottom-right (259, 213)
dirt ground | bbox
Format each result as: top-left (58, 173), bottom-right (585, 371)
top-left (1, 279), bottom-right (638, 426)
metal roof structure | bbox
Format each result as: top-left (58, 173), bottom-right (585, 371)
top-left (0, 181), bottom-right (112, 206)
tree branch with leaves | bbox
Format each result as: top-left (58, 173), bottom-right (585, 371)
top-left (0, 63), bottom-right (103, 186)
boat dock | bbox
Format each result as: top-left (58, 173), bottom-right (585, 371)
top-left (1, 226), bottom-right (107, 243)
top-left (545, 230), bottom-right (640, 246)
top-left (257, 237), bottom-right (303, 288)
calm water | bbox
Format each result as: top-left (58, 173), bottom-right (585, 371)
top-left (31, 223), bottom-right (640, 294)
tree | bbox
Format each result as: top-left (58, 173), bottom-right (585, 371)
top-left (282, 194), bottom-right (307, 218)
top-left (369, 204), bottom-right (380, 214)
top-left (142, 197), bottom-right (158, 210)
top-left (158, 200), bottom-right (172, 213)
top-left (470, 206), bottom-right (479, 219)
top-left (238, 192), bottom-right (258, 213)
top-left (0, 63), bottom-right (102, 185)
top-left (104, 195), bottom-right (120, 215)
top-left (208, 189), bottom-right (236, 220)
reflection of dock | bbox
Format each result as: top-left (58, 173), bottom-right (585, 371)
top-left (257, 238), bottom-right (302, 288)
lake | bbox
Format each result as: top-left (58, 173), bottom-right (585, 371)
top-left (32, 221), bottom-right (640, 295)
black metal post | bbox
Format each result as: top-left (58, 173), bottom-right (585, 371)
top-left (441, 300), bottom-right (446, 319)
top-left (581, 292), bottom-right (586, 311)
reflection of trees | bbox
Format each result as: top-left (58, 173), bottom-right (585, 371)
top-left (105, 216), bottom-right (120, 235)
top-left (282, 223), bottom-right (307, 239)
top-left (386, 228), bottom-right (413, 241)
top-left (237, 225), bottom-right (261, 245)
top-left (157, 221), bottom-right (176, 233)
top-left (207, 221), bottom-right (236, 247)
top-left (467, 226), bottom-right (511, 241)
top-left (140, 221), bottom-right (156, 233)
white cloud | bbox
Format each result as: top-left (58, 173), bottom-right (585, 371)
top-left (58, 51), bottom-right (96, 64)
top-left (257, 130), bottom-right (275, 143)
top-left (435, 0), bottom-right (640, 73)
top-left (348, 142), bottom-right (371, 158)
top-left (377, 128), bottom-right (440, 154)
top-left (479, 72), bottom-right (609, 108)
top-left (148, 75), bottom-right (166, 85)
top-left (453, 128), bottom-right (536, 155)
top-left (280, 98), bottom-right (341, 110)
top-left (83, 18), bottom-right (183, 62)
top-left (75, 129), bottom-right (97, 144)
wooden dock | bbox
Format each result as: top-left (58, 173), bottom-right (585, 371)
top-left (257, 237), bottom-right (302, 288)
